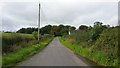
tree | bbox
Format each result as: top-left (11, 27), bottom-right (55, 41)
top-left (59, 24), bottom-right (64, 29)
top-left (17, 27), bottom-right (37, 34)
top-left (40, 25), bottom-right (52, 35)
top-left (16, 24), bottom-right (77, 36)
top-left (17, 28), bottom-right (26, 33)
top-left (70, 26), bottom-right (76, 31)
top-left (79, 25), bottom-right (88, 30)
top-left (89, 21), bottom-right (107, 42)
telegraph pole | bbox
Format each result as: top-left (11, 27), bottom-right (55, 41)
top-left (38, 3), bottom-right (40, 40)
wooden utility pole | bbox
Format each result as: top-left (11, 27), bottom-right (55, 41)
top-left (38, 3), bottom-right (40, 40)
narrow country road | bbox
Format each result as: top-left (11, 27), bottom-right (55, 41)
top-left (19, 37), bottom-right (89, 66)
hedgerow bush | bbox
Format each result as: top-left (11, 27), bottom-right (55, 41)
top-left (61, 26), bottom-right (118, 66)
top-left (61, 23), bottom-right (118, 66)
top-left (2, 36), bottom-right (53, 68)
top-left (40, 34), bottom-right (54, 41)
top-left (91, 27), bottom-right (118, 66)
top-left (2, 33), bottom-right (36, 53)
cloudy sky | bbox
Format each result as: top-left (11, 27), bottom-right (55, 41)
top-left (0, 0), bottom-right (119, 31)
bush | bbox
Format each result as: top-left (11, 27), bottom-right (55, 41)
top-left (41, 34), bottom-right (54, 41)
top-left (91, 27), bottom-right (118, 66)
top-left (32, 31), bottom-right (38, 40)
top-left (88, 22), bottom-right (108, 42)
top-left (61, 25), bottom-right (119, 66)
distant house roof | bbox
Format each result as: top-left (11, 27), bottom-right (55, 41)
top-left (70, 29), bottom-right (85, 34)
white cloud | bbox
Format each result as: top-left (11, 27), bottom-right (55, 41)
top-left (1, 0), bottom-right (118, 31)
top-left (106, 16), bottom-right (118, 26)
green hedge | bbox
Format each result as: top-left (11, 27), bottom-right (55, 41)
top-left (2, 37), bottom-right (53, 68)
top-left (2, 33), bottom-right (36, 53)
top-left (60, 26), bottom-right (119, 66)
top-left (91, 27), bottom-right (118, 66)
top-left (59, 37), bottom-right (117, 66)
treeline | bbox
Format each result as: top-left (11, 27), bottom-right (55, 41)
top-left (61, 21), bottom-right (119, 66)
top-left (16, 25), bottom-right (76, 36)
top-left (17, 27), bottom-right (38, 34)
top-left (16, 23), bottom-right (111, 37)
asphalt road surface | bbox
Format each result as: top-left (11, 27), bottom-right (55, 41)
top-left (19, 37), bottom-right (89, 66)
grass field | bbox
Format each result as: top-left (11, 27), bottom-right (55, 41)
top-left (2, 33), bottom-right (37, 53)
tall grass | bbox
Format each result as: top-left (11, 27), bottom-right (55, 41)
top-left (0, 56), bottom-right (1, 68)
top-left (2, 33), bottom-right (37, 53)
top-left (2, 36), bottom-right (53, 68)
top-left (2, 33), bottom-right (35, 44)
top-left (59, 37), bottom-right (117, 66)
top-left (61, 26), bottom-right (118, 66)
top-left (92, 28), bottom-right (118, 66)
top-left (0, 32), bottom-right (2, 68)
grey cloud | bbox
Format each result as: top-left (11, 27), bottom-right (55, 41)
top-left (1, 1), bottom-right (118, 31)
top-left (2, 2), bottom-right (39, 31)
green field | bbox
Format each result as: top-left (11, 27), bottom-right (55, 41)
top-left (1, 32), bottom-right (54, 68)
top-left (2, 33), bottom-right (38, 53)
top-left (2, 34), bottom-right (53, 68)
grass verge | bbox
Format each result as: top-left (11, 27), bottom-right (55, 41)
top-left (2, 37), bottom-right (53, 68)
top-left (0, 56), bottom-right (2, 68)
top-left (59, 37), bottom-right (115, 66)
